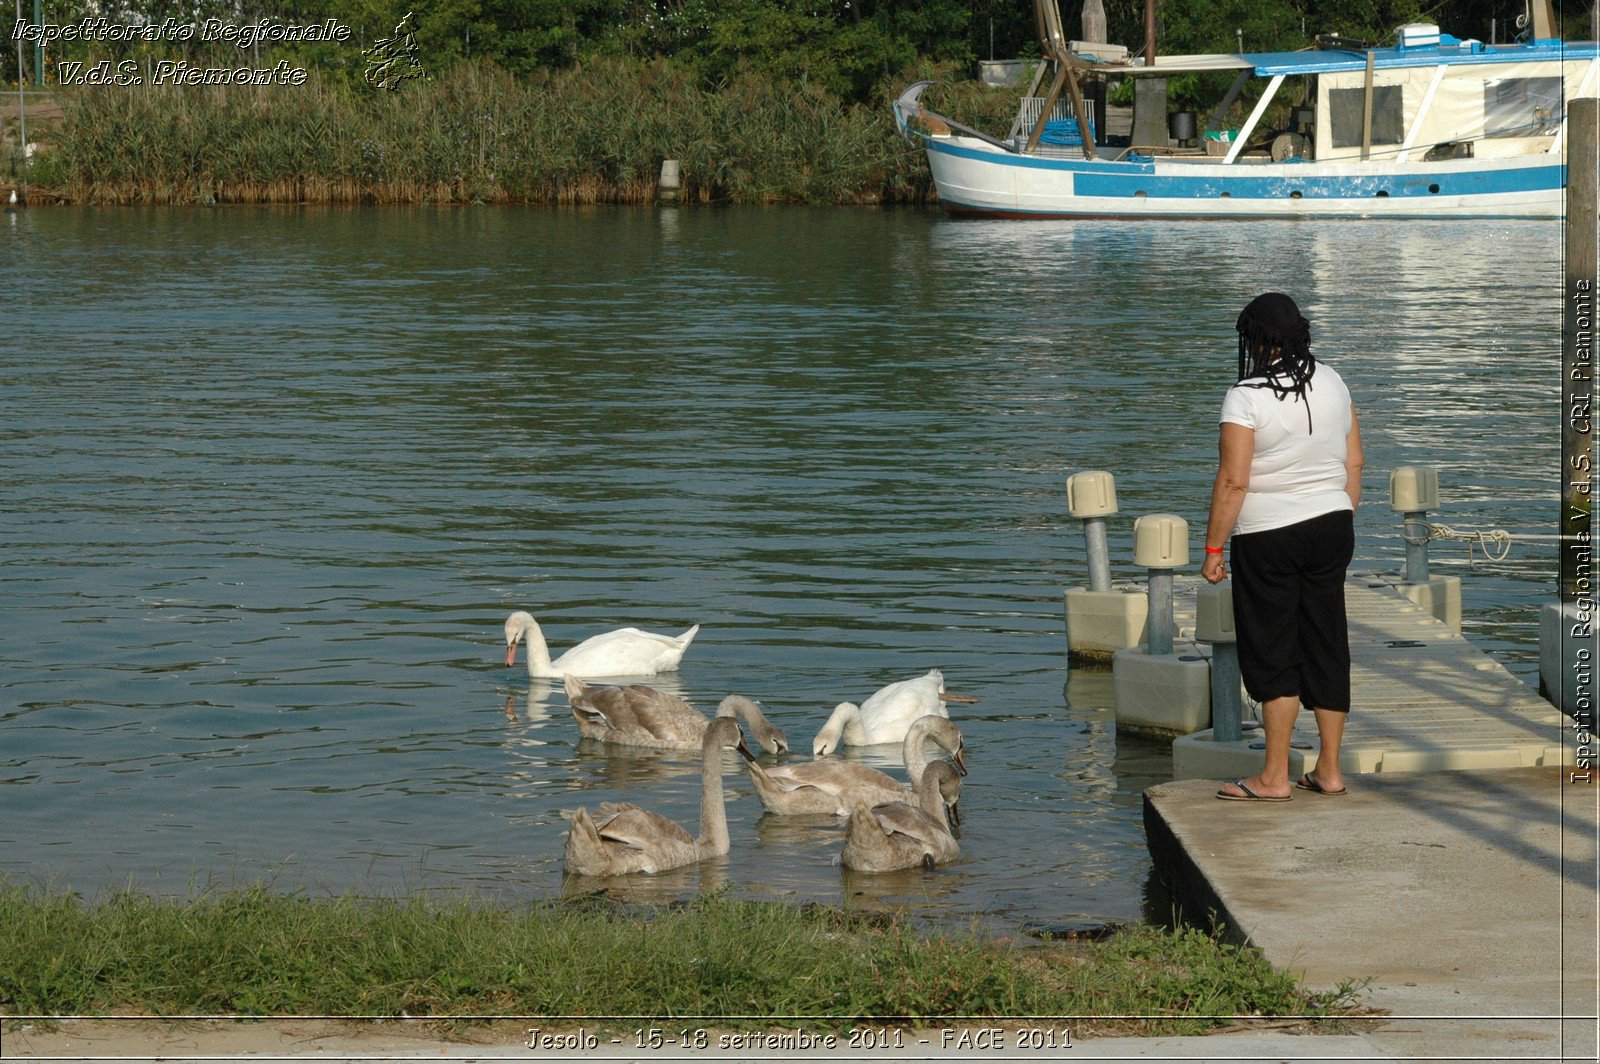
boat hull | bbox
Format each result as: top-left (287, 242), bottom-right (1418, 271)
top-left (924, 135), bottom-right (1565, 219)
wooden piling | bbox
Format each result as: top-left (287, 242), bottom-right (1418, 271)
top-left (1561, 97), bottom-right (1597, 733)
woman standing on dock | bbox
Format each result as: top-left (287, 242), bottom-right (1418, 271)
top-left (1202, 293), bottom-right (1363, 802)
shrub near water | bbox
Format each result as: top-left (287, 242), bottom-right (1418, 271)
top-left (37, 59), bottom-right (1024, 206)
top-left (0, 884), bottom-right (1361, 1030)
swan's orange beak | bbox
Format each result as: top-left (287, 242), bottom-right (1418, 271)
top-left (953, 747), bottom-right (968, 777)
top-left (940, 692), bottom-right (979, 704)
top-left (504, 644), bottom-right (517, 667)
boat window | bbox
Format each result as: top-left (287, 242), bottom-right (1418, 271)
top-left (1483, 77), bottom-right (1563, 137)
top-left (1328, 85), bottom-right (1404, 148)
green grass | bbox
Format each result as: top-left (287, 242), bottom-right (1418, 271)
top-left (0, 883), bottom-right (1364, 1033)
top-left (28, 58), bottom-right (1025, 206)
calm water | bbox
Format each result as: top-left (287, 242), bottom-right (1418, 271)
top-left (0, 206), bottom-right (1564, 931)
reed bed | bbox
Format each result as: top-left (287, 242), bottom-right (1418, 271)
top-left (35, 60), bottom-right (1023, 206)
top-left (0, 883), bottom-right (1365, 1030)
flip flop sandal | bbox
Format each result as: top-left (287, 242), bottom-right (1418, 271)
top-left (1295, 773), bottom-right (1348, 796)
top-left (1216, 779), bottom-right (1292, 802)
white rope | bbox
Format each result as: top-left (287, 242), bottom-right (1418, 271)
top-left (1401, 519), bottom-right (1529, 565)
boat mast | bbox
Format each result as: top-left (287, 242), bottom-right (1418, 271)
top-left (1531, 0), bottom-right (1557, 41)
top-left (1024, 0), bottom-right (1099, 159)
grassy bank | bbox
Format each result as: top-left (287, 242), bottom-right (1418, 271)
top-left (0, 884), bottom-right (1363, 1032)
top-left (28, 59), bottom-right (1020, 206)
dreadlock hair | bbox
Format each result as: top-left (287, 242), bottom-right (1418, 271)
top-left (1236, 292), bottom-right (1317, 432)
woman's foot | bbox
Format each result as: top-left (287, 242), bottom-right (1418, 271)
top-left (1295, 771), bottom-right (1348, 796)
top-left (1216, 776), bottom-right (1292, 801)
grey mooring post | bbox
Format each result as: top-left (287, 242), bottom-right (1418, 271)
top-left (1402, 511), bottom-right (1429, 580)
top-left (1066, 471), bottom-right (1118, 593)
top-left (1196, 582), bottom-right (1241, 742)
top-left (1390, 466), bottom-right (1440, 583)
top-left (1133, 514), bottom-right (1189, 656)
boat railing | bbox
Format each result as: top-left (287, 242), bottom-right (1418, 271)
top-left (1007, 95), bottom-right (1077, 143)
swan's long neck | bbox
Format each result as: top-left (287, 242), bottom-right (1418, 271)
top-left (902, 723), bottom-right (932, 786)
top-left (521, 617), bottom-right (554, 676)
top-left (697, 743), bottom-right (729, 854)
top-left (727, 698), bottom-right (783, 753)
top-left (816, 702), bottom-right (860, 754)
top-left (915, 769), bottom-right (951, 831)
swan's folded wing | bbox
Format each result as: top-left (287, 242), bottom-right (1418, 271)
top-left (621, 685), bottom-right (705, 743)
top-left (569, 628), bottom-right (684, 655)
top-left (870, 801), bottom-right (946, 846)
top-left (591, 802), bottom-right (694, 848)
top-left (774, 761), bottom-right (904, 796)
top-left (570, 685), bottom-right (643, 730)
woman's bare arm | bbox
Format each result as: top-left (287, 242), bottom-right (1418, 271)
top-left (1202, 424), bottom-right (1253, 582)
top-left (1344, 405), bottom-right (1364, 510)
top-left (1205, 424), bottom-right (1253, 546)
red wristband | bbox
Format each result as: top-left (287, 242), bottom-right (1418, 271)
top-left (1205, 546), bottom-right (1225, 554)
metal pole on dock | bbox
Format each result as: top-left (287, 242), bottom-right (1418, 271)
top-left (1066, 470), bottom-right (1118, 593)
top-left (1391, 466), bottom-right (1440, 583)
top-left (1196, 582), bottom-right (1242, 742)
top-left (1562, 97), bottom-right (1597, 720)
top-left (1134, 514), bottom-right (1188, 656)
top-left (1402, 511), bottom-right (1429, 580)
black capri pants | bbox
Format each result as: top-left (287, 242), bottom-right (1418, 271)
top-left (1230, 508), bottom-right (1355, 713)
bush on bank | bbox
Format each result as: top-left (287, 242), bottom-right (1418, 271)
top-left (31, 58), bottom-right (1025, 206)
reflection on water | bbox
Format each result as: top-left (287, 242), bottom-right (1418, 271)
top-left (0, 206), bottom-right (1562, 931)
top-left (562, 857), bottom-right (730, 906)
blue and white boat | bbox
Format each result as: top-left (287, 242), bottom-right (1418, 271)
top-left (894, 4), bottom-right (1598, 219)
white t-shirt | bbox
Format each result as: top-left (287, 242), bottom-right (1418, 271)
top-left (1219, 362), bottom-right (1355, 535)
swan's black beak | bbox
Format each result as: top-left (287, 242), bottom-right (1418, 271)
top-left (736, 738), bottom-right (756, 763)
top-left (952, 747), bottom-right (968, 777)
top-left (947, 799), bottom-right (962, 827)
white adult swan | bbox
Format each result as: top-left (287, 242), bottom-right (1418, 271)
top-left (563, 717), bottom-right (752, 876)
top-left (564, 675), bottom-right (789, 754)
top-left (811, 668), bottom-right (975, 755)
top-left (841, 760), bottom-right (963, 872)
top-left (503, 611), bottom-right (699, 679)
top-left (747, 715), bottom-right (964, 816)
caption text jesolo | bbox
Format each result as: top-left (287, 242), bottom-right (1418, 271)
top-left (526, 1027), bottom-right (1073, 1052)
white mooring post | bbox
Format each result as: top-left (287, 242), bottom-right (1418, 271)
top-left (1134, 514), bottom-right (1188, 656)
top-left (1391, 465), bottom-right (1440, 582)
top-left (1064, 471), bottom-right (1149, 662)
top-left (1111, 513), bottom-right (1210, 736)
top-left (1066, 470), bottom-right (1117, 592)
top-left (659, 159), bottom-right (681, 204)
top-left (1388, 465), bottom-right (1462, 631)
